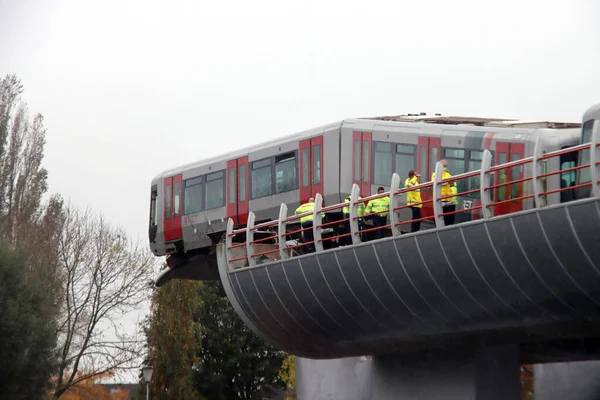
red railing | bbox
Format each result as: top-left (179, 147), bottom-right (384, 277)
top-left (224, 135), bottom-right (599, 270)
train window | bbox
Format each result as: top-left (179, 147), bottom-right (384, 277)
top-left (229, 167), bottom-right (235, 204)
top-left (395, 144), bottom-right (415, 181)
top-left (150, 188), bottom-right (157, 227)
top-left (373, 142), bottom-right (416, 184)
top-left (313, 145), bottom-right (321, 185)
top-left (374, 142), bottom-right (393, 185)
top-left (470, 150), bottom-right (483, 161)
top-left (165, 184), bottom-right (172, 218)
top-left (173, 181), bottom-right (181, 216)
top-left (184, 176), bottom-right (203, 214)
top-left (275, 152), bottom-right (297, 194)
top-left (354, 140), bottom-right (361, 181)
top-left (579, 119), bottom-right (594, 185)
top-left (429, 147), bottom-right (438, 177)
top-left (511, 153), bottom-right (521, 199)
top-left (467, 151), bottom-right (487, 199)
top-left (205, 171), bottom-right (225, 209)
top-left (497, 152), bottom-right (507, 201)
top-left (239, 164), bottom-right (247, 201)
top-left (445, 149), bottom-right (465, 159)
top-left (363, 140), bottom-right (370, 183)
top-left (444, 148), bottom-right (466, 197)
top-left (252, 158), bottom-right (272, 199)
top-left (302, 147), bottom-right (309, 187)
top-left (560, 148), bottom-right (577, 203)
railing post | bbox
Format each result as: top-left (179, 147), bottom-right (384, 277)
top-left (278, 203), bottom-right (289, 260)
top-left (313, 193), bottom-right (324, 252)
top-left (246, 212), bottom-right (256, 267)
top-left (225, 218), bottom-right (234, 271)
top-left (480, 149), bottom-right (493, 219)
top-left (432, 161), bottom-right (445, 228)
top-left (591, 120), bottom-right (600, 198)
top-left (349, 183), bottom-right (362, 245)
top-left (389, 173), bottom-right (401, 236)
top-left (531, 136), bottom-right (544, 208)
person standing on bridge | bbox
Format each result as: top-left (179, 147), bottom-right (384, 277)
top-left (295, 198), bottom-right (317, 253)
top-left (432, 159), bottom-right (457, 226)
top-left (365, 186), bottom-right (390, 240)
top-left (404, 170), bottom-right (423, 232)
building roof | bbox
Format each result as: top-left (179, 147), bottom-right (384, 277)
top-left (362, 113), bottom-right (581, 129)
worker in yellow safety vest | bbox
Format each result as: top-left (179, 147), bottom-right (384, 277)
top-left (295, 198), bottom-right (319, 253)
top-left (432, 159), bottom-right (457, 226)
top-left (404, 169), bottom-right (422, 232)
top-left (342, 193), bottom-right (366, 218)
top-left (365, 186), bottom-right (390, 240)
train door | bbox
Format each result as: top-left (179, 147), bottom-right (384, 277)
top-left (226, 157), bottom-right (249, 226)
top-left (163, 174), bottom-right (182, 242)
top-left (417, 136), bottom-right (440, 219)
top-left (495, 142), bottom-right (525, 215)
top-left (351, 132), bottom-right (372, 196)
top-left (299, 136), bottom-right (324, 204)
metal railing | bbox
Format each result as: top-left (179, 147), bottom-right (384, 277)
top-left (225, 123), bottom-right (600, 270)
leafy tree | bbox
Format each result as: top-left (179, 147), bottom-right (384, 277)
top-left (145, 277), bottom-right (202, 400)
top-left (279, 355), bottom-right (296, 400)
top-left (0, 240), bottom-right (58, 399)
top-left (193, 280), bottom-right (285, 400)
top-left (0, 74), bottom-right (61, 399)
top-left (0, 74), bottom-right (49, 245)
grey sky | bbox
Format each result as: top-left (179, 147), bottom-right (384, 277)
top-left (1, 0), bottom-right (600, 381)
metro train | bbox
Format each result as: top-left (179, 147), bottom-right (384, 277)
top-left (149, 111), bottom-right (585, 286)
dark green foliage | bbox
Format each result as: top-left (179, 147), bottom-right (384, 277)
top-left (145, 277), bottom-right (203, 400)
top-left (0, 74), bottom-right (61, 399)
top-left (0, 241), bottom-right (58, 399)
top-left (193, 280), bottom-right (285, 400)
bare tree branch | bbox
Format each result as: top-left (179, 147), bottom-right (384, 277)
top-left (50, 202), bottom-right (154, 400)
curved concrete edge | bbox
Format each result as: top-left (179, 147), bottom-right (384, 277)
top-left (217, 243), bottom-right (265, 340)
top-left (216, 242), bottom-right (306, 355)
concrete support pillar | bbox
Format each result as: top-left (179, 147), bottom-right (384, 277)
top-left (295, 356), bottom-right (372, 400)
top-left (371, 345), bottom-right (521, 400)
top-left (534, 361), bottom-right (600, 400)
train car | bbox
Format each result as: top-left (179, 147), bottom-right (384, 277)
top-left (149, 113), bottom-right (582, 286)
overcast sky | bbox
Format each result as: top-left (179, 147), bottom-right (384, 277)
top-left (2, 0), bottom-right (600, 381)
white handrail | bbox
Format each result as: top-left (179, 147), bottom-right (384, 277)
top-left (313, 193), bottom-right (324, 253)
top-left (278, 203), bottom-right (288, 260)
top-left (389, 173), bottom-right (402, 236)
top-left (480, 149), bottom-right (493, 219)
top-left (246, 212), bottom-right (256, 267)
top-left (349, 183), bottom-right (361, 245)
top-left (432, 161), bottom-right (445, 228)
top-left (225, 218), bottom-right (234, 271)
top-left (531, 136), bottom-right (544, 209)
top-left (591, 120), bottom-right (600, 199)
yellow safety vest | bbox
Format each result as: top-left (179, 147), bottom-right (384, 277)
top-left (343, 195), bottom-right (365, 216)
top-left (295, 202), bottom-right (315, 223)
top-left (450, 185), bottom-right (458, 205)
top-left (366, 196), bottom-right (390, 217)
top-left (432, 170), bottom-right (456, 203)
top-left (404, 177), bottom-right (422, 208)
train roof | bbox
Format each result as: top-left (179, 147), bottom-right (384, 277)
top-left (153, 113), bottom-right (581, 181)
